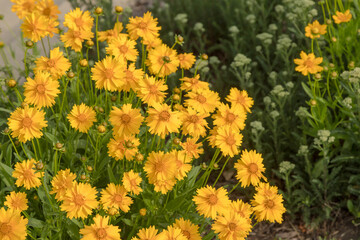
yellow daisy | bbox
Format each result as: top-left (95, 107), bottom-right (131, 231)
top-left (35, 47), bottom-right (71, 80)
top-left (215, 126), bottom-right (243, 157)
top-left (98, 22), bottom-right (124, 42)
top-left (21, 13), bottom-right (48, 42)
top-left (64, 8), bottom-right (93, 31)
top-left (122, 170), bottom-right (143, 195)
top-left (106, 35), bottom-right (139, 62)
top-left (212, 211), bottom-right (252, 240)
top-left (230, 199), bottom-right (253, 221)
top-left (67, 103), bottom-right (97, 133)
top-left (144, 151), bottom-right (177, 183)
top-left (225, 88), bottom-right (253, 113)
top-left (126, 11), bottom-right (161, 41)
top-left (178, 53), bottom-right (196, 70)
top-left (180, 137), bottom-right (204, 159)
top-left (12, 159), bottom-right (41, 190)
top-left (11, 0), bottom-right (36, 19)
top-left (109, 104), bottom-right (144, 137)
top-left (136, 75), bottom-right (168, 106)
top-left (213, 103), bottom-right (246, 132)
top-left (147, 44), bottom-right (179, 77)
top-left (4, 192), bottom-right (28, 212)
top-left (153, 178), bottom-right (176, 194)
top-left (333, 10), bottom-right (352, 24)
top-left (158, 226), bottom-right (187, 240)
top-left (294, 51), bottom-right (323, 76)
top-left (132, 226), bottom-right (159, 240)
top-left (60, 28), bottom-right (94, 52)
top-left (180, 75), bottom-right (209, 92)
top-left (80, 214), bottom-right (121, 240)
top-left (107, 135), bottom-right (140, 161)
top-left (180, 107), bottom-right (209, 138)
top-left (184, 88), bottom-right (220, 114)
top-left (120, 63), bottom-right (144, 92)
top-left (50, 169), bottom-right (76, 201)
top-left (35, 0), bottom-right (60, 19)
top-left (172, 218), bottom-right (201, 240)
top-left (0, 208), bottom-right (28, 240)
top-left (171, 150), bottom-right (192, 181)
top-left (305, 20), bottom-right (327, 39)
top-left (143, 37), bottom-right (162, 50)
top-left (100, 183), bottom-right (133, 213)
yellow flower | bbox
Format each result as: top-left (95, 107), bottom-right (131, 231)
top-left (50, 169), bottom-right (76, 201)
top-left (80, 214), bottom-right (121, 240)
top-left (180, 137), bottom-right (204, 159)
top-left (146, 103), bottom-right (182, 139)
top-left (0, 208), bottom-right (28, 240)
top-left (60, 28), bottom-right (94, 52)
top-left (333, 10), bottom-right (352, 24)
top-left (234, 150), bottom-right (267, 187)
top-left (35, 47), bottom-right (71, 80)
top-left (294, 51), bottom-right (323, 76)
top-left (153, 178), bottom-right (176, 194)
top-left (178, 53), bottom-right (196, 70)
top-left (122, 170), bottom-right (143, 195)
top-left (230, 200), bottom-right (253, 221)
top-left (67, 103), bottom-right (97, 133)
top-left (107, 135), bottom-right (140, 161)
top-left (109, 104), bottom-right (144, 137)
top-left (213, 103), bottom-right (246, 132)
top-left (212, 211), bottom-right (252, 240)
top-left (132, 226), bottom-right (159, 240)
top-left (251, 183), bottom-right (286, 223)
top-left (180, 108), bottom-right (209, 138)
top-left (143, 37), bottom-right (163, 50)
top-left (60, 182), bottom-right (98, 219)
top-left (172, 218), bottom-right (201, 240)
top-left (7, 106), bottom-right (48, 143)
top-left (21, 13), bottom-right (48, 42)
top-left (91, 56), bottom-right (126, 91)
top-left (106, 35), bottom-right (139, 62)
top-left (100, 183), bottom-right (133, 213)
top-left (136, 75), bottom-right (168, 106)
top-left (45, 17), bottom-right (60, 38)
top-left (35, 0), bottom-right (60, 19)
top-left (98, 22), bottom-right (124, 42)
top-left (23, 71), bottom-right (60, 108)
top-left (180, 75), bottom-right (209, 92)
top-left (12, 159), bottom-right (41, 190)
top-left (11, 0), bottom-right (36, 19)
top-left (147, 44), bottom-right (179, 77)
top-left (184, 88), bottom-right (220, 114)
top-left (215, 126), bottom-right (243, 157)
top-left (64, 8), bottom-right (93, 31)
top-left (225, 88), bottom-right (253, 113)
top-left (193, 185), bottom-right (231, 219)
top-left (126, 11), bottom-right (161, 41)
top-left (158, 226), bottom-right (187, 240)
top-left (305, 20), bottom-right (327, 39)
top-left (120, 63), bottom-right (144, 92)
top-left (172, 150), bottom-right (192, 181)
top-left (144, 151), bottom-right (177, 183)
top-left (4, 192), bottom-right (28, 212)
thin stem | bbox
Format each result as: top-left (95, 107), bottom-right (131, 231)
top-left (213, 156), bottom-right (230, 187)
top-left (8, 134), bottom-right (21, 160)
top-left (96, 15), bottom-right (100, 61)
top-left (41, 38), bottom-right (48, 57)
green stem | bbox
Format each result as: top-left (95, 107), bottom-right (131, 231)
top-left (96, 15), bottom-right (100, 61)
top-left (31, 140), bottom-right (38, 160)
top-left (41, 38), bottom-right (48, 57)
top-left (8, 134), bottom-right (21, 160)
top-left (213, 156), bottom-right (230, 187)
top-left (228, 181), bottom-right (240, 194)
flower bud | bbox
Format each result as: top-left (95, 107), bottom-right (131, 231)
top-left (115, 6), bottom-right (123, 14)
top-left (331, 71), bottom-right (338, 79)
top-left (172, 94), bottom-right (180, 101)
top-left (329, 63), bottom-right (335, 68)
top-left (87, 166), bottom-right (93, 172)
top-left (25, 40), bottom-right (34, 48)
top-left (314, 73), bottom-right (322, 80)
top-left (55, 142), bottom-right (64, 149)
top-left (7, 79), bottom-right (17, 88)
top-left (111, 95), bottom-right (117, 102)
top-left (3, 128), bottom-right (10, 135)
top-left (348, 61), bottom-right (355, 69)
top-left (14, 140), bottom-right (20, 146)
top-left (36, 162), bottom-right (44, 170)
top-left (139, 208), bottom-right (146, 216)
top-left (135, 153), bottom-right (144, 162)
top-left (81, 156), bottom-right (87, 162)
top-left (108, 207), bottom-right (119, 216)
top-left (201, 162), bottom-right (207, 170)
top-left (326, 19), bottom-right (332, 25)
top-left (331, 37), bottom-right (337, 42)
top-left (21, 102), bottom-right (28, 108)
top-left (0, 41), bottom-right (4, 48)
top-left (97, 125), bottom-right (106, 133)
top-left (126, 141), bottom-right (134, 148)
top-left (79, 59), bottom-right (88, 67)
top-left (33, 195), bottom-right (39, 200)
top-left (213, 163), bottom-right (219, 169)
top-left (80, 174), bottom-right (87, 180)
top-left (172, 138), bottom-right (180, 145)
top-left (310, 99), bottom-right (317, 106)
top-left (95, 7), bottom-right (103, 15)
top-left (86, 40), bottom-right (94, 48)
top-left (201, 53), bottom-right (208, 60)
top-left (99, 107), bottom-right (104, 113)
top-left (162, 56), bottom-right (171, 63)
top-left (173, 88), bottom-right (181, 94)
top-left (67, 71), bottom-right (75, 78)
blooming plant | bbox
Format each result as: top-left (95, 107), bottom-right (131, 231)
top-left (0, 1), bottom-right (286, 239)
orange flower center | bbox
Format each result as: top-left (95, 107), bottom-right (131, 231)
top-left (47, 59), bottom-right (56, 68)
top-left (36, 84), bottom-right (46, 94)
top-left (228, 222), bottom-right (237, 231)
top-left (22, 169), bottom-right (33, 179)
top-left (113, 194), bottom-right (123, 203)
top-left (303, 59), bottom-right (314, 68)
top-left (74, 17), bottom-right (84, 27)
top-left (178, 55), bottom-right (185, 61)
top-left (96, 228), bottom-right (107, 239)
top-left (185, 143), bottom-right (196, 152)
top-left (22, 117), bottom-right (33, 127)
top-left (119, 45), bottom-right (128, 53)
top-left (182, 230), bottom-right (191, 239)
top-left (74, 194), bottom-right (85, 205)
top-left (42, 7), bottom-right (51, 17)
top-left (195, 94), bottom-right (207, 104)
top-left (0, 223), bottom-right (12, 235)
top-left (11, 198), bottom-right (21, 208)
top-left (130, 179), bottom-right (137, 187)
top-left (155, 161), bottom-right (165, 172)
top-left (207, 194), bottom-right (218, 205)
top-left (104, 69), bottom-right (114, 79)
top-left (189, 115), bottom-right (199, 123)
top-left (77, 114), bottom-right (87, 122)
top-left (138, 22), bottom-right (148, 29)
top-left (149, 85), bottom-right (158, 94)
top-left (225, 113), bottom-right (236, 123)
top-left (159, 111), bottom-right (170, 121)
top-left (73, 30), bottom-right (81, 38)
top-left (265, 199), bottom-right (275, 209)
top-left (236, 95), bottom-right (246, 105)
top-left (121, 114), bottom-right (131, 124)
top-left (248, 163), bottom-right (258, 174)
top-left (311, 27), bottom-right (319, 34)
top-left (225, 135), bottom-right (236, 145)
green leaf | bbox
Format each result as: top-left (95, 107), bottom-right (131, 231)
top-left (0, 107), bottom-right (12, 113)
top-left (186, 166), bottom-right (201, 188)
top-left (44, 132), bottom-right (57, 144)
top-left (122, 218), bottom-right (133, 226)
top-left (107, 166), bottom-right (117, 184)
top-left (28, 218), bottom-right (45, 228)
top-left (0, 162), bottom-right (14, 187)
top-left (312, 159), bottom-right (324, 179)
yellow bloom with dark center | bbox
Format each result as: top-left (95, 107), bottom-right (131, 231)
top-left (126, 11), bottom-right (161, 41)
top-left (67, 103), bottom-right (97, 133)
top-left (100, 183), bottom-right (133, 213)
top-left (21, 13), bottom-right (48, 42)
top-left (193, 185), bottom-right (231, 219)
top-left (146, 103), bottom-right (182, 139)
top-left (305, 20), bottom-right (327, 39)
top-left (215, 126), bottom-right (243, 157)
top-left (4, 192), bottom-right (28, 212)
top-left (144, 151), bottom-right (177, 183)
top-left (158, 226), bottom-right (187, 240)
top-left (230, 200), bottom-right (253, 221)
top-left (172, 218), bottom-right (201, 240)
top-left (35, 47), bottom-right (71, 79)
top-left (11, 0), bottom-right (36, 19)
top-left (180, 108), bottom-right (209, 138)
top-left (24, 71), bottom-right (60, 108)
top-left (12, 159), bottom-right (41, 190)
top-left (35, 0), bottom-right (60, 19)
top-left (64, 8), bottom-right (93, 31)
top-left (7, 106), bottom-right (48, 143)
top-left (333, 10), bottom-right (352, 24)
top-left (180, 75), bottom-right (209, 92)
top-left (213, 103), bottom-right (246, 132)
top-left (60, 182), bottom-right (98, 219)
top-left (0, 207), bottom-right (28, 240)
top-left (294, 51), bottom-right (323, 76)
top-left (226, 88), bottom-right (254, 113)
top-left (109, 104), bottom-right (144, 137)
top-left (50, 169), bottom-right (76, 201)
top-left (45, 17), bottom-right (59, 38)
top-left (60, 28), bottom-right (94, 52)
top-left (212, 211), bottom-right (252, 240)
top-left (122, 170), bottom-right (143, 195)
top-left (171, 150), bottom-right (192, 181)
top-left (107, 135), bottom-right (140, 161)
top-left (184, 88), bottom-right (220, 114)
top-left (106, 35), bottom-right (139, 62)
top-left (178, 53), bottom-right (196, 70)
top-left (91, 56), bottom-right (126, 91)
top-left (98, 22), bottom-right (124, 42)
top-left (180, 137), bottom-right (204, 159)
top-left (120, 63), bottom-right (144, 92)
top-left (234, 149), bottom-right (267, 187)
top-left (147, 44), bottom-right (179, 77)
top-left (80, 215), bottom-right (121, 240)
top-left (136, 75), bottom-right (168, 106)
top-left (251, 183), bottom-right (286, 223)
top-left (143, 37), bottom-right (162, 50)
top-left (132, 226), bottom-right (159, 240)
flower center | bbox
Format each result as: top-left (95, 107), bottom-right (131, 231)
top-left (121, 114), bottom-right (131, 124)
top-left (36, 84), bottom-right (46, 94)
top-left (113, 194), bottom-right (123, 203)
top-left (96, 228), bottom-right (107, 239)
top-left (304, 59), bottom-right (314, 68)
top-left (228, 222), bottom-right (237, 231)
top-left (11, 199), bottom-right (21, 208)
top-left (162, 56), bottom-right (171, 63)
top-left (207, 194), bottom-right (218, 205)
top-left (42, 7), bottom-right (51, 17)
top-left (130, 179), bottom-right (137, 187)
top-left (182, 230), bottom-right (191, 239)
top-left (138, 22), bottom-right (148, 29)
top-left (225, 135), bottom-right (236, 145)
top-left (22, 169), bottom-right (33, 179)
top-left (155, 161), bottom-right (165, 172)
top-left (0, 223), bottom-right (12, 235)
top-left (195, 94), bottom-right (207, 104)
top-left (265, 199), bottom-right (275, 209)
top-left (77, 114), bottom-right (87, 122)
top-left (149, 85), bottom-right (158, 94)
top-left (74, 18), bottom-right (84, 28)
top-left (119, 45), bottom-right (128, 53)
top-left (189, 115), bottom-right (199, 123)
top-left (22, 117), bottom-right (33, 127)
top-left (73, 30), bottom-right (81, 38)
top-left (311, 27), bottom-right (319, 34)
top-left (47, 59), bottom-right (56, 68)
top-left (248, 163), bottom-right (258, 174)
top-left (159, 111), bottom-right (170, 121)
top-left (74, 194), bottom-right (85, 205)
top-left (104, 69), bottom-right (114, 79)
top-left (225, 113), bottom-right (236, 123)
top-left (236, 95), bottom-right (246, 105)
top-left (185, 143), bottom-right (196, 152)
